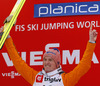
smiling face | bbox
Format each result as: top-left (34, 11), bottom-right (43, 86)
top-left (43, 56), bottom-right (57, 73)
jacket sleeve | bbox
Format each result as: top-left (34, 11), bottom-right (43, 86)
top-left (62, 42), bottom-right (96, 86)
top-left (5, 37), bottom-right (39, 85)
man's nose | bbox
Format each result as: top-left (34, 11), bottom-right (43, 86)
top-left (45, 60), bottom-right (50, 64)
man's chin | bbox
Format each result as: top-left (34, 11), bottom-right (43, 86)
top-left (45, 69), bottom-right (51, 73)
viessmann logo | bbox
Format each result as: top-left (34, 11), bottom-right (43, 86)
top-left (2, 71), bottom-right (21, 79)
top-left (34, 1), bottom-right (100, 18)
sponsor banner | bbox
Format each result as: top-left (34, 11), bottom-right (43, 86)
top-left (2, 71), bottom-right (21, 79)
top-left (14, 21), bottom-right (100, 32)
top-left (0, 0), bottom-right (100, 86)
top-left (34, 1), bottom-right (100, 18)
top-left (1, 50), bottom-right (99, 67)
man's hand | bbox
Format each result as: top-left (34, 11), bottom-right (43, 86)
top-left (0, 26), bottom-right (4, 39)
top-left (89, 25), bottom-right (98, 43)
top-left (0, 26), bottom-right (3, 32)
top-left (0, 26), bottom-right (11, 39)
top-left (0, 15), bottom-right (17, 39)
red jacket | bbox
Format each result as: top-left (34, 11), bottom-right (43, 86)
top-left (5, 37), bottom-right (96, 86)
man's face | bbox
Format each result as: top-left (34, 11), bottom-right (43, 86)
top-left (43, 56), bottom-right (57, 73)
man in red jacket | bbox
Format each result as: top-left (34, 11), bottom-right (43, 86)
top-left (0, 17), bottom-right (98, 86)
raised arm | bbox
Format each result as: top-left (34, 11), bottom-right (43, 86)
top-left (62, 25), bottom-right (98, 86)
top-left (5, 37), bottom-right (38, 85)
top-left (0, 16), bottom-right (39, 85)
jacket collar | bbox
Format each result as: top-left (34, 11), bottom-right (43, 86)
top-left (41, 66), bottom-right (63, 77)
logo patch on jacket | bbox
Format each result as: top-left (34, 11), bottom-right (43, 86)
top-left (44, 77), bottom-right (61, 83)
top-left (36, 75), bottom-right (43, 83)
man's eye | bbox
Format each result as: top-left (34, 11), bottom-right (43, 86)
top-left (43, 59), bottom-right (46, 61)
